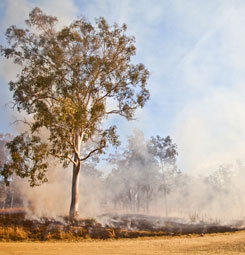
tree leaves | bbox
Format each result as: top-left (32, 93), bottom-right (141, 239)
top-left (0, 133), bottom-right (49, 186)
top-left (0, 8), bottom-right (150, 185)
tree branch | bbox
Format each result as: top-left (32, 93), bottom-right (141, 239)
top-left (80, 146), bottom-right (104, 161)
top-left (52, 153), bottom-right (77, 166)
top-left (10, 118), bottom-right (32, 129)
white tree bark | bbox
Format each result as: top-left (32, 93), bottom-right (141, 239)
top-left (69, 135), bottom-right (81, 218)
top-left (69, 161), bottom-right (81, 218)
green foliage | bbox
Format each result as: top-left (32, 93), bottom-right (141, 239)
top-left (148, 135), bottom-right (178, 167)
top-left (1, 133), bottom-right (49, 186)
top-left (0, 8), bottom-right (150, 186)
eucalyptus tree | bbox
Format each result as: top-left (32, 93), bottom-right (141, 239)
top-left (148, 135), bottom-right (178, 217)
top-left (0, 8), bottom-right (150, 218)
top-left (107, 130), bottom-right (159, 213)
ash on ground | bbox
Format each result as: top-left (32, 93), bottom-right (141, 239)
top-left (0, 209), bottom-right (245, 241)
top-left (97, 213), bottom-right (245, 234)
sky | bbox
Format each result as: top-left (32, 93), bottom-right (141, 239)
top-left (1, 0), bottom-right (245, 175)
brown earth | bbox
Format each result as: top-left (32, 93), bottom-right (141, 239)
top-left (0, 231), bottom-right (245, 255)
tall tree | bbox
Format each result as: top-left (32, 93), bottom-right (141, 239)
top-left (148, 135), bottom-right (178, 217)
top-left (0, 8), bottom-right (150, 218)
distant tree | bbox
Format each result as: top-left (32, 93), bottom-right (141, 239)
top-left (0, 133), bottom-right (12, 183)
top-left (148, 135), bottom-right (178, 169)
top-left (107, 130), bottom-right (159, 213)
top-left (0, 133), bottom-right (12, 209)
top-left (0, 181), bottom-right (7, 209)
top-left (148, 135), bottom-right (178, 217)
top-left (0, 133), bottom-right (11, 167)
top-left (0, 179), bottom-right (18, 209)
top-left (0, 8), bottom-right (150, 218)
top-left (205, 164), bottom-right (233, 194)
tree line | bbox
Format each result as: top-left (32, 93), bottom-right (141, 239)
top-left (1, 129), bottom-right (245, 220)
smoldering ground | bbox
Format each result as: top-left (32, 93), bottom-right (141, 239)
top-left (2, 0), bottom-right (245, 230)
top-left (7, 129), bottom-right (245, 227)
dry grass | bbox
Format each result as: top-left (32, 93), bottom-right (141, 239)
top-left (0, 211), bottom-right (243, 241)
top-left (0, 226), bottom-right (29, 241)
top-left (0, 231), bottom-right (245, 255)
top-left (1, 211), bottom-right (245, 254)
top-left (0, 224), bottom-right (168, 241)
top-left (0, 212), bottom-right (169, 241)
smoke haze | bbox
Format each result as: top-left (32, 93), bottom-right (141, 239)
top-left (8, 129), bottom-right (245, 225)
top-left (2, 1), bottom-right (245, 224)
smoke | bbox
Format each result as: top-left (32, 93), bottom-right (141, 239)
top-left (0, 1), bottom-right (110, 219)
top-left (14, 159), bottom-right (105, 219)
top-left (2, 1), bottom-right (245, 224)
top-left (16, 162), bottom-right (71, 219)
top-left (166, 165), bottom-right (245, 221)
top-left (173, 69), bottom-right (245, 176)
top-left (7, 120), bottom-right (105, 219)
top-left (170, 5), bottom-right (245, 176)
top-left (7, 122), bottom-right (245, 223)
top-left (100, 130), bottom-right (245, 222)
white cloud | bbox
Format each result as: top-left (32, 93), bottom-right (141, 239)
top-left (35, 0), bottom-right (78, 27)
top-left (2, 0), bottom-right (78, 30)
top-left (2, 0), bottom-right (31, 29)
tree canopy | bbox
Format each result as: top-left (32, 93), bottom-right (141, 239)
top-left (0, 7), bottom-right (150, 217)
top-left (106, 130), bottom-right (179, 214)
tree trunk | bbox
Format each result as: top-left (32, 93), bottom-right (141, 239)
top-left (69, 134), bottom-right (81, 219)
top-left (69, 161), bottom-right (81, 218)
top-left (160, 160), bottom-right (168, 218)
top-left (10, 191), bottom-right (14, 208)
top-left (163, 186), bottom-right (168, 217)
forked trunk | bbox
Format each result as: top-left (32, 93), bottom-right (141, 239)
top-left (69, 160), bottom-right (81, 219)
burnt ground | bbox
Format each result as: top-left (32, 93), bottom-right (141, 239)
top-left (98, 213), bottom-right (244, 234)
top-left (0, 209), bottom-right (244, 241)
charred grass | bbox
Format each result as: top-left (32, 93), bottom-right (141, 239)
top-left (0, 212), bottom-right (167, 241)
top-left (0, 210), bottom-right (243, 241)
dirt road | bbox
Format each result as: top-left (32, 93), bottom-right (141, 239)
top-left (1, 231), bottom-right (245, 255)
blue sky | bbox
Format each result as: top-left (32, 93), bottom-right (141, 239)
top-left (1, 0), bottom-right (245, 174)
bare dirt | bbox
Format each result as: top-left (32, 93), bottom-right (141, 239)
top-left (0, 231), bottom-right (245, 255)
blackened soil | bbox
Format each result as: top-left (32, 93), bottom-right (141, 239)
top-left (0, 210), bottom-right (244, 241)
